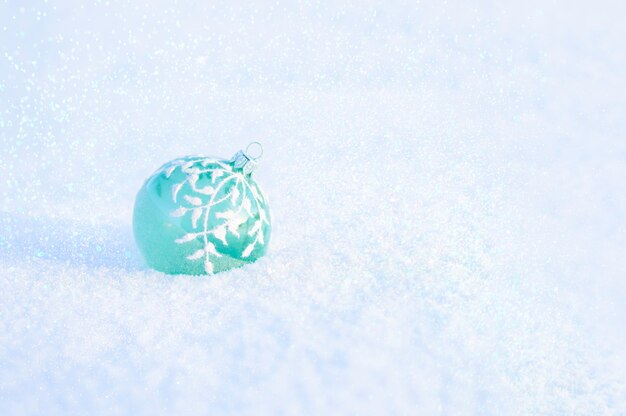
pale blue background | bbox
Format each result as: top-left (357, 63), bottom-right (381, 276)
top-left (1, 1), bottom-right (625, 414)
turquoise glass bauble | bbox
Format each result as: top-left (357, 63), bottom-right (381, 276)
top-left (133, 145), bottom-right (271, 275)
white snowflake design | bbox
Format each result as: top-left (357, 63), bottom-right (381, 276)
top-left (160, 156), bottom-right (269, 274)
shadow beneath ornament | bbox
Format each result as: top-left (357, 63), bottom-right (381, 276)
top-left (0, 212), bottom-right (147, 272)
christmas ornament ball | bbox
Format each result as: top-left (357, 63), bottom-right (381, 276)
top-left (133, 144), bottom-right (271, 275)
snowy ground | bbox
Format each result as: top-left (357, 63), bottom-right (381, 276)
top-left (1, 1), bottom-right (625, 414)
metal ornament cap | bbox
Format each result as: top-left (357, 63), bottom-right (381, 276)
top-left (231, 142), bottom-right (263, 175)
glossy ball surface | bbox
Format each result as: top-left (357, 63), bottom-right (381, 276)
top-left (133, 155), bottom-right (271, 275)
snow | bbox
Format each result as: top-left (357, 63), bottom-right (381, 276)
top-left (1, 0), bottom-right (625, 414)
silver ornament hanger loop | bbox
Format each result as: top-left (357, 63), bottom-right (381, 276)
top-left (232, 142), bottom-right (263, 175)
top-left (246, 142), bottom-right (263, 160)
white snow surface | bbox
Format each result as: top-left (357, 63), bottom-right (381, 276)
top-left (1, 1), bottom-right (625, 414)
